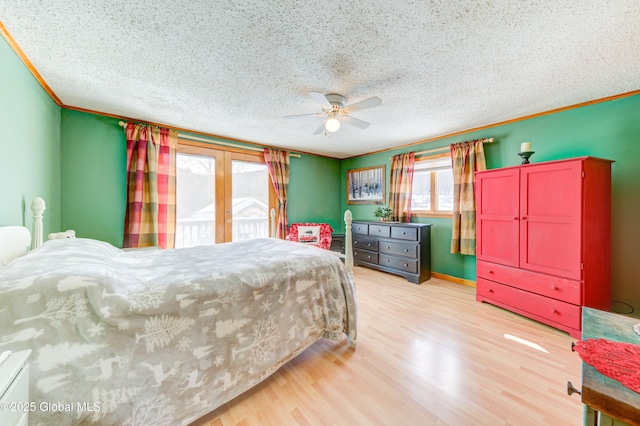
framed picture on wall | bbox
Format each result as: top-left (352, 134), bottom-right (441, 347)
top-left (347, 165), bottom-right (385, 204)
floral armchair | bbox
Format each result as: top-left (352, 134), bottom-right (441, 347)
top-left (285, 223), bottom-right (334, 250)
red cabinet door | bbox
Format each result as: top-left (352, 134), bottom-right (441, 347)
top-left (520, 161), bottom-right (582, 280)
top-left (476, 168), bottom-right (520, 267)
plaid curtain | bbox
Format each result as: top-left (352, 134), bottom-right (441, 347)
top-left (450, 140), bottom-right (486, 255)
top-left (388, 152), bottom-right (415, 222)
top-left (264, 148), bottom-right (290, 239)
top-left (123, 123), bottom-right (177, 249)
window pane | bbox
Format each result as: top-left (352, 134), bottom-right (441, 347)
top-left (415, 156), bottom-right (450, 171)
top-left (411, 171), bottom-right (431, 210)
top-left (176, 153), bottom-right (215, 248)
top-left (436, 169), bottom-right (453, 211)
top-left (231, 161), bottom-right (270, 242)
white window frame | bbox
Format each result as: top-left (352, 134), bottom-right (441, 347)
top-left (411, 152), bottom-right (453, 218)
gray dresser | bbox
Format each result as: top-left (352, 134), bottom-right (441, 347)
top-left (351, 221), bottom-right (431, 284)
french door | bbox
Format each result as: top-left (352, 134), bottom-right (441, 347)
top-left (175, 142), bottom-right (276, 247)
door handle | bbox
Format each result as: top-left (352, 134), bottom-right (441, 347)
top-left (567, 381), bottom-right (581, 396)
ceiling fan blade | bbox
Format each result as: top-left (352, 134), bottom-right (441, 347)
top-left (343, 96), bottom-right (382, 113)
top-left (284, 113), bottom-right (325, 119)
top-left (309, 91), bottom-right (332, 109)
top-left (341, 115), bottom-right (371, 129)
top-left (313, 121), bottom-right (326, 135)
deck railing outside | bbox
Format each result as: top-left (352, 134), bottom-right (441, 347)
top-left (175, 217), bottom-right (269, 248)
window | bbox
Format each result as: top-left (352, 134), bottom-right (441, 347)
top-left (411, 152), bottom-right (453, 217)
top-left (175, 141), bottom-right (276, 248)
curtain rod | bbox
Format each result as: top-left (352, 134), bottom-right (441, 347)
top-left (414, 138), bottom-right (494, 156)
top-left (390, 137), bottom-right (495, 159)
top-left (118, 121), bottom-right (301, 157)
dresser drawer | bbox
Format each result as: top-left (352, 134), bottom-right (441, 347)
top-left (354, 249), bottom-right (378, 264)
top-left (352, 223), bottom-right (369, 235)
top-left (369, 224), bottom-right (391, 238)
top-left (379, 241), bottom-right (418, 258)
top-left (477, 278), bottom-right (581, 330)
top-left (353, 236), bottom-right (378, 251)
top-left (391, 226), bottom-right (418, 241)
top-left (476, 260), bottom-right (581, 304)
top-left (379, 254), bottom-right (418, 274)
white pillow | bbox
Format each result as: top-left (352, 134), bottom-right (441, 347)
top-left (0, 226), bottom-right (30, 265)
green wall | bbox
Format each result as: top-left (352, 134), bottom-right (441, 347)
top-left (342, 94), bottom-right (640, 315)
top-left (0, 36), bottom-right (60, 237)
top-left (288, 154), bottom-right (342, 231)
top-left (59, 110), bottom-right (342, 247)
top-left (60, 110), bottom-right (126, 246)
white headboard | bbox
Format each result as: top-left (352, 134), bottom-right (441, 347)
top-left (0, 226), bottom-right (31, 264)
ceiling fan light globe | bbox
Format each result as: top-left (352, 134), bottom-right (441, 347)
top-left (325, 117), bottom-right (340, 132)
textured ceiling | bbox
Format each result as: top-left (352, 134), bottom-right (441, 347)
top-left (2, 1), bottom-right (639, 158)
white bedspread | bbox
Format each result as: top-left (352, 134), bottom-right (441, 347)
top-left (0, 238), bottom-right (357, 425)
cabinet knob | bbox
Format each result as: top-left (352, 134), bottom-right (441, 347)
top-left (404, 263), bottom-right (408, 267)
top-left (522, 216), bottom-right (528, 220)
top-left (367, 243), bottom-right (371, 247)
top-left (513, 217), bottom-right (518, 220)
top-left (488, 289), bottom-right (494, 293)
top-left (404, 249), bottom-right (409, 252)
top-left (488, 270), bottom-right (493, 274)
top-left (552, 309), bottom-right (558, 315)
top-left (552, 285), bottom-right (558, 290)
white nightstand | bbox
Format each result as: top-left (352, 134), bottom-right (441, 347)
top-left (0, 350), bottom-right (32, 426)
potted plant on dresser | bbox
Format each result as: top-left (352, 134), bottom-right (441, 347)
top-left (373, 206), bottom-right (393, 222)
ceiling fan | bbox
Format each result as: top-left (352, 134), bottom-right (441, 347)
top-left (284, 92), bottom-right (382, 135)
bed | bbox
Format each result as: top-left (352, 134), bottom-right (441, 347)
top-left (0, 209), bottom-right (357, 425)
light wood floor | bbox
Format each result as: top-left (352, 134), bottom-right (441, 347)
top-left (193, 267), bottom-right (583, 425)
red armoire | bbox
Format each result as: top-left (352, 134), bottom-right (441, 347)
top-left (475, 157), bottom-right (613, 338)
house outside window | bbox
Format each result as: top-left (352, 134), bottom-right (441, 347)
top-left (411, 152), bottom-right (453, 218)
